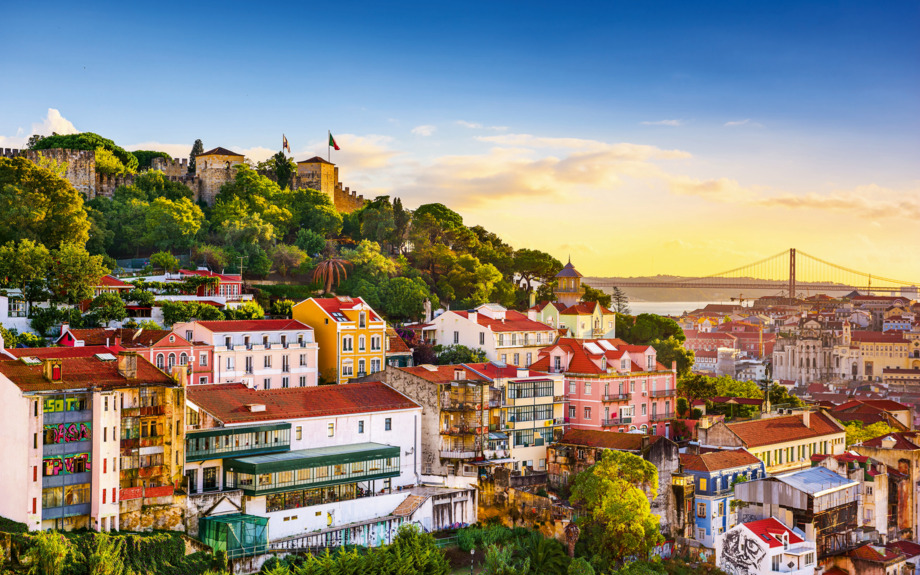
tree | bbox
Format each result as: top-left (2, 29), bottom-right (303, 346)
top-left (392, 197), bottom-right (411, 252)
top-left (131, 170), bottom-right (194, 201)
top-left (262, 151), bottom-right (297, 190)
top-left (32, 132), bottom-right (138, 172)
top-left (85, 532), bottom-right (126, 575)
top-left (0, 239), bottom-right (51, 305)
top-left (161, 301), bottom-right (225, 325)
top-left (26, 531), bottom-right (72, 575)
top-left (844, 420), bottom-right (898, 446)
top-left (225, 300), bottom-right (265, 320)
top-left (313, 257), bottom-right (349, 294)
top-left (132, 150), bottom-right (171, 171)
top-left (294, 228), bottom-right (326, 256)
top-left (189, 139), bottom-right (204, 172)
top-left (94, 147), bottom-right (132, 176)
top-left (610, 287), bottom-right (630, 314)
top-left (625, 314), bottom-right (685, 345)
top-left (768, 383), bottom-right (803, 409)
top-left (344, 240), bottom-right (396, 281)
top-left (150, 251), bottom-right (180, 272)
top-left (517, 531), bottom-right (569, 575)
top-left (650, 337), bottom-right (694, 378)
top-left (513, 249), bottom-right (562, 292)
top-left (126, 289), bottom-right (155, 306)
top-left (269, 244), bottom-right (308, 277)
top-left (483, 544), bottom-right (530, 575)
top-left (49, 242), bottom-right (110, 304)
top-left (379, 276), bottom-right (432, 321)
top-left (568, 558), bottom-right (596, 575)
top-left (89, 292), bottom-right (127, 325)
top-left (570, 449), bottom-right (663, 565)
top-left (194, 244), bottom-right (230, 271)
top-left (0, 157), bottom-right (91, 248)
top-left (415, 203), bottom-right (464, 229)
top-left (271, 299), bottom-right (295, 318)
top-left (436, 344), bottom-right (487, 365)
top-left (144, 197), bottom-right (205, 251)
top-left (581, 284), bottom-right (612, 308)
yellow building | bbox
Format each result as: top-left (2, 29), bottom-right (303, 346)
top-left (292, 296), bottom-right (387, 383)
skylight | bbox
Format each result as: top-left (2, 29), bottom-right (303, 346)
top-left (95, 353), bottom-right (117, 361)
top-left (597, 340), bottom-right (615, 351)
top-left (583, 342), bottom-right (603, 355)
top-left (20, 357), bottom-right (40, 365)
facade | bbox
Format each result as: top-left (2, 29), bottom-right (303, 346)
top-left (292, 296), bottom-right (387, 384)
top-left (423, 304), bottom-right (557, 367)
top-left (530, 337), bottom-right (678, 437)
top-left (195, 147), bottom-right (245, 205)
top-left (0, 288), bottom-right (31, 334)
top-left (527, 260), bottom-right (616, 339)
top-left (715, 517), bottom-right (817, 575)
top-left (0, 348), bottom-right (185, 532)
top-left (545, 429), bottom-right (684, 535)
top-left (175, 319), bottom-right (318, 390)
top-left (697, 411), bottom-right (847, 474)
top-left (679, 449), bottom-right (766, 548)
top-left (184, 381), bottom-right (476, 548)
top-left (734, 466), bottom-right (860, 559)
top-left (854, 432), bottom-right (920, 541)
top-left (385, 328), bottom-right (414, 368)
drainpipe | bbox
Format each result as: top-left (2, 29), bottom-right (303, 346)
top-left (414, 414), bottom-right (421, 485)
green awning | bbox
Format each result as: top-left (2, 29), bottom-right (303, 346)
top-left (225, 442), bottom-right (400, 475)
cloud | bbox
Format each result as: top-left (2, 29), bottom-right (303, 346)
top-left (724, 119), bottom-right (763, 128)
top-left (753, 186), bottom-right (920, 219)
top-left (478, 133), bottom-right (692, 160)
top-left (456, 120), bottom-right (509, 131)
top-left (411, 125), bottom-right (436, 136)
top-left (641, 119), bottom-right (683, 127)
top-left (125, 141), bottom-right (192, 159)
top-left (667, 175), bottom-right (756, 201)
top-left (324, 134), bottom-right (401, 169)
top-left (231, 146), bottom-right (275, 162)
top-left (0, 108), bottom-right (78, 148)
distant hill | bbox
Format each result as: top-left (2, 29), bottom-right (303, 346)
top-left (583, 276), bottom-right (856, 302)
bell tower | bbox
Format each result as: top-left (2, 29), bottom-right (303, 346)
top-left (554, 258), bottom-right (584, 307)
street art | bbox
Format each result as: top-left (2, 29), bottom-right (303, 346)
top-left (651, 540), bottom-right (674, 560)
top-left (42, 453), bottom-right (91, 476)
top-left (720, 529), bottom-right (766, 575)
top-left (43, 396), bottom-right (87, 413)
top-left (44, 422), bottom-right (91, 444)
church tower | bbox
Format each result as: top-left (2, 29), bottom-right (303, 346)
top-left (554, 258), bottom-right (584, 307)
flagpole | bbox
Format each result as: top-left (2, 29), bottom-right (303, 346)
top-left (328, 130), bottom-right (331, 162)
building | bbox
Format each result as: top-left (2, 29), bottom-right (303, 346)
top-left (0, 347), bottom-right (185, 532)
top-left (174, 319), bottom-right (318, 390)
top-left (292, 296), bottom-right (387, 384)
top-left (679, 449), bottom-right (766, 548)
top-left (422, 304), bottom-right (557, 367)
top-left (0, 288), bottom-right (31, 334)
top-left (184, 382), bottom-right (476, 552)
top-left (57, 326), bottom-right (215, 385)
top-left (385, 328), bottom-right (413, 368)
top-left (827, 399), bottom-right (913, 431)
top-left (854, 432), bottom-right (920, 541)
top-left (734, 466), bottom-right (860, 558)
top-left (715, 517), bottom-right (817, 575)
top-left (697, 411), bottom-right (846, 474)
top-left (545, 429), bottom-right (685, 536)
top-left (91, 275), bottom-right (134, 298)
top-left (527, 260), bottom-right (616, 338)
top-left (195, 147), bottom-right (245, 205)
top-left (826, 544), bottom-right (915, 575)
top-left (530, 337), bottom-right (677, 437)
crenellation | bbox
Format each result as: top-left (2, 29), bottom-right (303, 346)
top-left (151, 156), bottom-right (189, 177)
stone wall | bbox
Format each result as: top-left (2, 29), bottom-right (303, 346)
top-left (151, 156), bottom-right (189, 177)
top-left (184, 490), bottom-right (244, 537)
top-left (118, 493), bottom-right (187, 531)
top-left (2, 148), bottom-right (96, 197)
top-left (334, 183), bottom-right (366, 213)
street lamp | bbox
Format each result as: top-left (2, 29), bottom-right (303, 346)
top-left (470, 548), bottom-right (475, 574)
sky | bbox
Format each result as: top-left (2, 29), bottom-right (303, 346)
top-left (1, 1), bottom-right (918, 281)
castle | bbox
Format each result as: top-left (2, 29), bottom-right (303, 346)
top-left (0, 146), bottom-right (366, 212)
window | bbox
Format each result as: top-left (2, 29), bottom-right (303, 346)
top-left (453, 331), bottom-right (459, 344)
top-left (803, 553), bottom-right (813, 565)
top-left (264, 355), bottom-right (272, 368)
top-left (282, 377), bottom-right (289, 388)
top-left (8, 298), bottom-right (26, 317)
top-left (359, 312), bottom-right (366, 328)
top-left (513, 353), bottom-right (520, 366)
top-left (264, 378), bottom-right (271, 390)
top-left (371, 336), bottom-right (381, 351)
top-left (199, 352), bottom-right (207, 367)
top-left (501, 354), bottom-right (507, 363)
top-left (342, 361), bottom-right (353, 377)
top-left (699, 478), bottom-right (707, 491)
top-left (479, 332), bottom-right (485, 345)
top-left (697, 503), bottom-right (706, 518)
top-left (771, 556), bottom-right (780, 571)
top-left (105, 397), bottom-right (109, 411)
top-left (717, 502), bottom-right (724, 516)
top-left (359, 336), bottom-right (366, 351)
top-left (185, 330), bottom-right (193, 341)
top-left (156, 354), bottom-right (164, 369)
top-left (554, 356), bottom-right (562, 372)
top-left (569, 406), bottom-right (576, 418)
top-left (342, 336), bottom-right (353, 351)
top-left (641, 404), bottom-right (647, 415)
top-left (180, 353), bottom-right (188, 365)
top-left (327, 423), bottom-right (335, 437)
top-left (296, 426), bottom-right (302, 440)
top-left (371, 358), bottom-right (381, 372)
top-left (245, 356), bottom-right (253, 373)
top-left (226, 356), bottom-right (234, 370)
top-left (358, 421), bottom-right (365, 434)
top-left (569, 381), bottom-right (576, 394)
top-left (385, 418), bottom-right (392, 431)
top-left (199, 376), bottom-right (207, 385)
top-left (584, 382), bottom-right (591, 395)
top-left (299, 376), bottom-right (306, 387)
top-left (300, 353), bottom-right (307, 366)
top-left (583, 407), bottom-right (591, 419)
top-left (225, 336), bottom-right (232, 349)
top-left (526, 353), bottom-right (532, 367)
top-left (358, 359), bottom-right (366, 375)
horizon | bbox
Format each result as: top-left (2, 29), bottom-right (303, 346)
top-left (1, 1), bottom-right (917, 280)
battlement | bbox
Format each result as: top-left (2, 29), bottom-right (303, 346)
top-left (151, 156), bottom-right (189, 177)
top-left (1, 148), bottom-right (24, 158)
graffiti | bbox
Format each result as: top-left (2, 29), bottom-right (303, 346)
top-left (720, 529), bottom-right (766, 575)
top-left (44, 422), bottom-right (91, 444)
top-left (43, 453), bottom-right (91, 476)
top-left (651, 540), bottom-right (674, 560)
top-left (43, 396), bottom-right (87, 413)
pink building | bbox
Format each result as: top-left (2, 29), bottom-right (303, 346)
top-left (530, 338), bottom-right (677, 438)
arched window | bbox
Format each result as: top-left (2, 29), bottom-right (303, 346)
top-left (156, 354), bottom-right (165, 369)
top-left (180, 353), bottom-right (188, 366)
top-left (168, 353), bottom-right (176, 368)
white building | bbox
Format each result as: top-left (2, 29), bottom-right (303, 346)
top-left (423, 304), bottom-right (557, 367)
top-left (716, 517), bottom-right (816, 575)
top-left (184, 381), bottom-right (477, 547)
top-left (0, 289), bottom-right (36, 334)
top-left (175, 319), bottom-right (318, 390)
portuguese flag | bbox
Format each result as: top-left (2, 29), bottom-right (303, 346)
top-left (329, 133), bottom-right (340, 150)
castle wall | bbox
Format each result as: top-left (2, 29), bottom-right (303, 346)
top-left (2, 148), bottom-right (96, 197)
top-left (151, 157), bottom-right (189, 177)
top-left (196, 154), bottom-right (244, 206)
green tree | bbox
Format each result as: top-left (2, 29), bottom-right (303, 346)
top-left (581, 284), bottom-right (612, 308)
top-left (344, 240), bottom-right (396, 282)
top-left (189, 139), bottom-right (204, 172)
top-left (570, 449), bottom-right (663, 564)
top-left (678, 373), bottom-right (718, 403)
top-left (415, 203), bottom-right (464, 229)
top-left (261, 151), bottom-right (297, 190)
top-left (436, 344), bottom-right (487, 365)
top-left (844, 420), bottom-right (898, 446)
top-left (85, 532), bottom-right (126, 575)
top-left (513, 249), bottom-right (562, 292)
top-left (626, 314), bottom-right (685, 344)
top-left (225, 300), bottom-right (265, 320)
top-left (568, 557), bottom-right (596, 575)
top-left (271, 299), bottom-right (295, 318)
top-left (392, 197), bottom-right (411, 252)
top-left (89, 292), bottom-right (127, 325)
top-left (483, 544), bottom-right (530, 575)
top-left (611, 287), bottom-right (630, 314)
top-left (161, 301), bottom-right (225, 325)
top-left (49, 242), bottom-right (109, 304)
top-left (144, 197), bottom-right (205, 251)
top-left (131, 150), bottom-right (171, 170)
top-left (269, 244), bottom-right (308, 277)
top-left (294, 228), bottom-right (326, 256)
top-left (194, 244), bottom-right (230, 271)
top-left (290, 187), bottom-right (343, 238)
top-left (131, 169), bottom-right (194, 201)
top-left (94, 147), bottom-right (132, 176)
top-left (32, 132), bottom-right (139, 172)
top-left (517, 531), bottom-right (569, 575)
top-left (150, 251), bottom-right (180, 272)
top-left (126, 289), bottom-right (155, 306)
top-left (650, 337), bottom-right (694, 378)
top-left (379, 276), bottom-right (432, 321)
top-left (768, 383), bottom-right (803, 409)
top-left (0, 157), bottom-right (91, 248)
top-left (0, 239), bottom-right (52, 306)
top-left (313, 256), bottom-right (349, 294)
top-left (26, 531), bottom-right (72, 575)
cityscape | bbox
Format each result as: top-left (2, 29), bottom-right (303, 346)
top-left (0, 2), bottom-right (918, 575)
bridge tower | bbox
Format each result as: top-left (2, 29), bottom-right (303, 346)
top-left (788, 248), bottom-right (796, 301)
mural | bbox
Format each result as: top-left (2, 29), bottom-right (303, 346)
top-left (42, 453), bottom-right (91, 476)
top-left (720, 528), bottom-right (766, 575)
top-left (44, 422), bottom-right (91, 444)
top-left (651, 540), bottom-right (674, 560)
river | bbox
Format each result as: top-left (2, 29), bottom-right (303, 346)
top-left (626, 301), bottom-right (750, 317)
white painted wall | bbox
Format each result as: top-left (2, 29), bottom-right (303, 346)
top-left (0, 374), bottom-right (34, 527)
top-left (91, 391), bottom-right (123, 531)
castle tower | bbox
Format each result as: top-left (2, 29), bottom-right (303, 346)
top-left (195, 147), bottom-right (245, 205)
top-left (554, 258), bottom-right (584, 307)
top-left (296, 156), bottom-right (336, 200)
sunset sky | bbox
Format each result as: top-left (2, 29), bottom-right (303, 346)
top-left (2, 1), bottom-right (917, 280)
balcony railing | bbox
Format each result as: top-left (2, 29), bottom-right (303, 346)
top-left (650, 411), bottom-right (675, 422)
top-left (650, 389), bottom-right (674, 398)
top-left (603, 393), bottom-right (629, 401)
top-left (440, 450), bottom-right (477, 459)
top-left (553, 395), bottom-right (564, 403)
top-left (602, 417), bottom-right (631, 426)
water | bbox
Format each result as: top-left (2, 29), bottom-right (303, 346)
top-left (626, 301), bottom-right (741, 317)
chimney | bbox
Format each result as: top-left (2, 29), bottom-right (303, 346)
top-left (42, 359), bottom-right (63, 383)
top-left (454, 368), bottom-right (465, 381)
top-left (113, 335), bottom-right (122, 348)
top-left (468, 310), bottom-right (478, 323)
top-left (117, 351), bottom-right (138, 380)
top-left (801, 410), bottom-right (811, 429)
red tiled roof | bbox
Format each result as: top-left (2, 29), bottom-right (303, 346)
top-left (187, 381), bottom-right (420, 423)
top-left (178, 269), bottom-right (242, 282)
top-left (464, 362), bottom-right (551, 379)
top-left (195, 319), bottom-right (311, 333)
top-left (397, 365), bottom-right (488, 384)
top-left (59, 328), bottom-right (175, 348)
top-left (726, 412), bottom-right (843, 448)
top-left (453, 310), bottom-right (554, 333)
top-left (529, 301), bottom-right (566, 313)
top-left (386, 328), bottom-right (411, 354)
top-left (0, 352), bottom-right (173, 392)
top-left (8, 345), bottom-right (120, 358)
top-left (861, 432), bottom-right (920, 450)
top-left (848, 544), bottom-right (903, 562)
top-left (97, 275), bottom-right (132, 288)
top-left (742, 518), bottom-right (803, 549)
top-left (887, 541), bottom-right (920, 558)
top-left (559, 301), bottom-right (613, 316)
top-left (822, 567), bottom-right (849, 575)
top-left (556, 429), bottom-right (665, 451)
top-left (308, 296), bottom-right (383, 322)
top-left (297, 156), bottom-right (333, 165)
top-left (839, 399), bottom-right (910, 412)
top-left (850, 331), bottom-right (906, 344)
top-left (679, 449), bottom-right (761, 472)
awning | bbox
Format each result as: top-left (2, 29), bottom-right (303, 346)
top-left (225, 442), bottom-right (399, 475)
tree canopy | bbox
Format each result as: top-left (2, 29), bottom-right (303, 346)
top-left (31, 132), bottom-right (139, 173)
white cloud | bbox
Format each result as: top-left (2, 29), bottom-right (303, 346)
top-left (411, 125), bottom-right (437, 136)
top-left (641, 119), bottom-right (683, 127)
top-left (231, 146), bottom-right (275, 162)
top-left (456, 120), bottom-right (509, 131)
top-left (724, 119), bottom-right (763, 128)
top-left (0, 108), bottom-right (78, 148)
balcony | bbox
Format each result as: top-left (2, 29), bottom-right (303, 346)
top-left (602, 417), bottom-right (632, 426)
top-left (603, 393), bottom-right (630, 401)
top-left (440, 424), bottom-right (484, 436)
top-left (439, 450), bottom-right (477, 459)
top-left (186, 423), bottom-right (291, 462)
top-left (553, 395), bottom-right (564, 403)
top-left (650, 389), bottom-right (674, 398)
top-left (122, 405), bottom-right (165, 417)
top-left (650, 411), bottom-right (674, 422)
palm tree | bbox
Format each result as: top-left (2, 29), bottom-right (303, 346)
top-left (516, 532), bottom-right (569, 575)
top-left (313, 257), bottom-right (349, 294)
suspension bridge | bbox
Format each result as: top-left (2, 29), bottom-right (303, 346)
top-left (588, 249), bottom-right (919, 297)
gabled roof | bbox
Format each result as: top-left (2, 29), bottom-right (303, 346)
top-left (724, 412), bottom-right (843, 448)
top-left (848, 544), bottom-right (903, 563)
top-left (887, 541), bottom-right (920, 559)
top-left (397, 365), bottom-right (488, 384)
top-left (58, 328), bottom-right (176, 348)
top-left (187, 381), bottom-right (420, 423)
top-left (96, 275), bottom-right (133, 288)
top-left (742, 518), bottom-right (803, 549)
top-left (453, 310), bottom-right (554, 333)
top-left (197, 147), bottom-right (244, 158)
top-left (297, 156), bottom-right (333, 165)
top-left (529, 301), bottom-right (566, 313)
top-left (850, 331), bottom-right (906, 344)
top-left (555, 429), bottom-right (665, 451)
top-left (560, 301), bottom-right (613, 316)
top-left (386, 328), bottom-right (411, 354)
top-left (679, 449), bottom-right (761, 473)
top-left (0, 350), bottom-right (173, 393)
top-left (303, 296), bottom-right (383, 323)
top-left (837, 399), bottom-right (910, 412)
top-left (194, 319), bottom-right (312, 333)
top-left (178, 269), bottom-right (242, 282)
top-left (860, 432), bottom-right (920, 450)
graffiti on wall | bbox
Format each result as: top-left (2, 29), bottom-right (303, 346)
top-left (44, 422), bottom-right (91, 444)
top-left (651, 540), bottom-right (674, 560)
top-left (43, 396), bottom-right (87, 413)
top-left (43, 453), bottom-right (91, 476)
top-left (720, 529), bottom-right (766, 575)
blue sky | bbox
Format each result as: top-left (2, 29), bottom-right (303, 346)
top-left (2, 1), bottom-right (918, 279)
